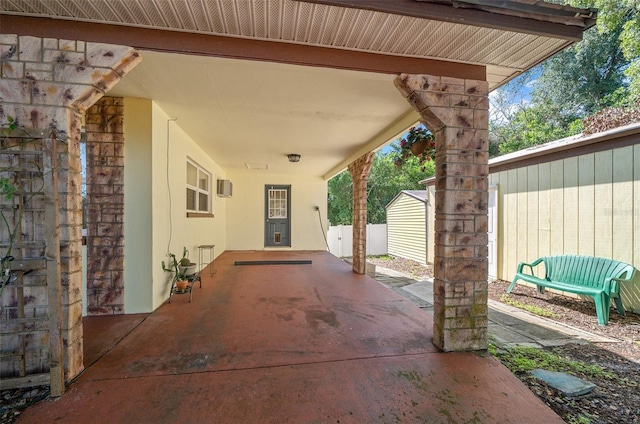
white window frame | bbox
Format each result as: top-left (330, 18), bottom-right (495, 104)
top-left (186, 158), bottom-right (212, 214)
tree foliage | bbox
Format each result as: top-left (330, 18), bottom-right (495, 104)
top-left (490, 0), bottom-right (639, 156)
top-left (571, 0), bottom-right (640, 103)
top-left (532, 24), bottom-right (629, 117)
top-left (571, 0), bottom-right (640, 102)
top-left (327, 147), bottom-right (434, 225)
top-left (327, 170), bottom-right (353, 226)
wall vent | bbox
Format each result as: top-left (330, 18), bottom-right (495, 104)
top-left (217, 179), bottom-right (233, 198)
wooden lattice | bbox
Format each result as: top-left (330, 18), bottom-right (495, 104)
top-left (0, 131), bottom-right (63, 395)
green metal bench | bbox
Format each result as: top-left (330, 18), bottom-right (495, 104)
top-left (507, 255), bottom-right (636, 326)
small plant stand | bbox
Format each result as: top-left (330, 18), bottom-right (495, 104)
top-left (168, 272), bottom-right (202, 303)
top-left (197, 244), bottom-right (216, 276)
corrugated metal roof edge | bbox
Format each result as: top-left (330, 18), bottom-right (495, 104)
top-left (419, 122), bottom-right (640, 185)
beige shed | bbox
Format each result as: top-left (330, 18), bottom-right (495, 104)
top-left (386, 190), bottom-right (429, 265)
top-left (422, 123), bottom-right (640, 313)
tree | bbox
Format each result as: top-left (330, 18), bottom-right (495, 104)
top-left (492, 103), bottom-right (583, 156)
top-left (570, 0), bottom-right (640, 103)
top-left (327, 170), bottom-right (353, 226)
top-left (327, 147), bottom-right (434, 225)
top-left (532, 22), bottom-right (629, 117)
top-left (489, 0), bottom-right (638, 156)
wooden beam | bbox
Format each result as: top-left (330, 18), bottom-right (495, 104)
top-left (43, 137), bottom-right (64, 397)
top-left (0, 15), bottom-right (485, 81)
top-left (0, 373), bottom-right (50, 390)
top-left (11, 258), bottom-right (47, 271)
top-left (299, 0), bottom-right (589, 41)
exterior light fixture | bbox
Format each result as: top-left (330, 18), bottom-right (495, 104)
top-left (287, 154), bottom-right (301, 163)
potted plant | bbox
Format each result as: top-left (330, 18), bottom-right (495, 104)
top-left (178, 247), bottom-right (197, 277)
top-left (393, 124), bottom-right (436, 170)
top-left (162, 247), bottom-right (195, 291)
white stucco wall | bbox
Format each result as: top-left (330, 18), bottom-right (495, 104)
top-left (120, 100), bottom-right (327, 312)
top-left (124, 98), bottom-right (154, 313)
top-left (122, 100), bottom-right (228, 312)
top-left (150, 102), bottom-right (228, 310)
top-left (225, 170), bottom-right (328, 251)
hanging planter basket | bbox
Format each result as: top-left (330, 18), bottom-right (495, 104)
top-left (410, 139), bottom-right (427, 156)
top-left (394, 125), bottom-right (436, 170)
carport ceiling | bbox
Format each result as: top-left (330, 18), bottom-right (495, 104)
top-left (0, 0), bottom-right (595, 178)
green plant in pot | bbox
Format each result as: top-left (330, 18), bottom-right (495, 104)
top-left (178, 247), bottom-right (197, 277)
top-left (162, 247), bottom-right (195, 291)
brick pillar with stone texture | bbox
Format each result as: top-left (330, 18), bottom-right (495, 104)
top-left (0, 34), bottom-right (141, 382)
top-left (85, 96), bottom-right (125, 315)
top-left (348, 152), bottom-right (374, 275)
top-left (395, 74), bottom-right (489, 352)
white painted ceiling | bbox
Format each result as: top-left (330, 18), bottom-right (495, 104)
top-left (108, 51), bottom-right (413, 178)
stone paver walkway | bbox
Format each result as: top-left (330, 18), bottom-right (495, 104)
top-left (372, 266), bottom-right (618, 349)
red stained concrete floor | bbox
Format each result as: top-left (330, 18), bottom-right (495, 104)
top-left (19, 251), bottom-right (562, 423)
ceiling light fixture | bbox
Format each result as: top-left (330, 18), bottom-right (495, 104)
top-left (287, 154), bottom-right (301, 163)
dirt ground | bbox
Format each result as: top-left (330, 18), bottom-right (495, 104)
top-left (368, 255), bottom-right (640, 424)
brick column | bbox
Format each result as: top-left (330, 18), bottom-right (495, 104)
top-left (85, 97), bottom-right (125, 315)
top-left (395, 74), bottom-right (489, 351)
top-left (348, 152), bottom-right (374, 275)
top-left (0, 35), bottom-right (140, 381)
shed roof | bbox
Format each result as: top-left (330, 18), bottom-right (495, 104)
top-left (386, 190), bottom-right (427, 210)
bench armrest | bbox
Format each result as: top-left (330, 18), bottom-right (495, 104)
top-left (516, 258), bottom-right (544, 277)
top-left (606, 265), bottom-right (637, 295)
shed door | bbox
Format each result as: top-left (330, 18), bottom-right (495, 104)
top-left (265, 185), bottom-right (291, 247)
top-left (488, 184), bottom-right (498, 279)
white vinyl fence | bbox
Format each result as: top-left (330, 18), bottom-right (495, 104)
top-left (327, 224), bottom-right (387, 257)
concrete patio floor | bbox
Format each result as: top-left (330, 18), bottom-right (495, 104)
top-left (19, 251), bottom-right (563, 423)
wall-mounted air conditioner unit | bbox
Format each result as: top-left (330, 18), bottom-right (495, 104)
top-left (217, 179), bottom-right (233, 198)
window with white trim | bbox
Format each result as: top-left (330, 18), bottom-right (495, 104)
top-left (186, 159), bottom-right (211, 213)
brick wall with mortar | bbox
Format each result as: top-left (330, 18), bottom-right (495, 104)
top-left (0, 34), bottom-right (140, 383)
top-left (395, 74), bottom-right (489, 352)
top-left (85, 97), bottom-right (125, 315)
top-left (348, 152), bottom-right (374, 275)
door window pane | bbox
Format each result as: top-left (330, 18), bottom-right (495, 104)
top-left (268, 189), bottom-right (287, 218)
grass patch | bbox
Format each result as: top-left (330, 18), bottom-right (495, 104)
top-left (566, 413), bottom-right (595, 424)
top-left (490, 344), bottom-right (617, 381)
top-left (499, 294), bottom-right (558, 318)
top-left (367, 254), bottom-right (393, 261)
